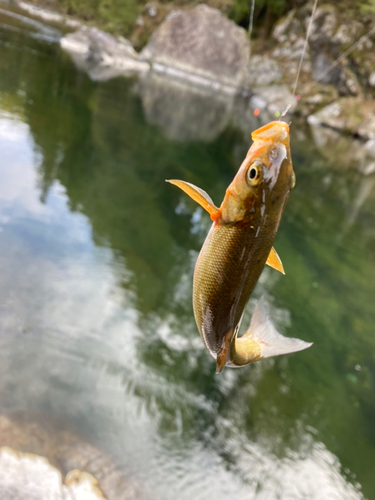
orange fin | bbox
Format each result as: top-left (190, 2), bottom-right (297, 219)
top-left (166, 179), bottom-right (220, 219)
top-left (266, 247), bottom-right (285, 275)
top-left (215, 331), bottom-right (232, 374)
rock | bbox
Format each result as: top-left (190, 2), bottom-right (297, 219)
top-left (311, 52), bottom-right (360, 95)
top-left (356, 113), bottom-right (375, 140)
top-left (308, 118), bottom-right (375, 176)
top-left (308, 5), bottom-right (338, 46)
top-left (10, 0), bottom-right (82, 29)
top-left (245, 55), bottom-right (282, 88)
top-left (144, 3), bottom-right (157, 18)
top-left (0, 447), bottom-right (107, 500)
top-left (307, 99), bottom-right (355, 131)
top-left (273, 9), bottom-right (304, 44)
top-left (0, 413), bottom-right (148, 500)
top-left (140, 4), bottom-right (250, 93)
top-left (332, 22), bottom-right (362, 46)
top-left (251, 85), bottom-right (297, 116)
top-left (307, 97), bottom-right (375, 139)
top-left (311, 52), bottom-right (344, 87)
top-left (60, 27), bottom-right (149, 81)
top-left (65, 470), bottom-right (107, 499)
top-left (272, 4), bottom-right (375, 102)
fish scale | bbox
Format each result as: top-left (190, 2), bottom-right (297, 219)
top-left (193, 218), bottom-right (278, 358)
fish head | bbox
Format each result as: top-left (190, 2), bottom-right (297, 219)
top-left (221, 121), bottom-right (295, 222)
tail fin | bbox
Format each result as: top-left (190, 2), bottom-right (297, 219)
top-left (231, 297), bottom-right (312, 365)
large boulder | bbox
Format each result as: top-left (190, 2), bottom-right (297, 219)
top-left (140, 5), bottom-right (250, 93)
top-left (60, 27), bottom-right (149, 81)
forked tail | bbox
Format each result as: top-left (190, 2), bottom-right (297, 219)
top-left (227, 297), bottom-right (312, 368)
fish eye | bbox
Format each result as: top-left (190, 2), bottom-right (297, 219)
top-left (247, 161), bottom-right (264, 186)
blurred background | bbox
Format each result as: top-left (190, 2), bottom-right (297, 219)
top-left (0, 0), bottom-right (375, 499)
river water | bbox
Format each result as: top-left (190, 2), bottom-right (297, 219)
top-left (1, 6), bottom-right (375, 500)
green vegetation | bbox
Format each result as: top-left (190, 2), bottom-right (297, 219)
top-left (29, 0), bottom-right (301, 45)
top-left (359, 0), bottom-right (375, 14)
top-left (61, 0), bottom-right (142, 34)
top-left (25, 0), bottom-right (375, 49)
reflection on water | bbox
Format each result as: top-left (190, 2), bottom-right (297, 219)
top-left (139, 71), bottom-right (235, 142)
top-left (0, 9), bottom-right (375, 500)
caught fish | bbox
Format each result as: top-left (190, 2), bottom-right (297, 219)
top-left (167, 121), bottom-right (312, 373)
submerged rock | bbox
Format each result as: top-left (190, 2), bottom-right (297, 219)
top-left (60, 27), bottom-right (149, 81)
top-left (140, 4), bottom-right (250, 93)
top-left (0, 447), bottom-right (107, 500)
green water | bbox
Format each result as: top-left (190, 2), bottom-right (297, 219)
top-left (1, 7), bottom-right (375, 500)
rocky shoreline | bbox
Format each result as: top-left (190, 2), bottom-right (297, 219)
top-left (1, 0), bottom-right (375, 143)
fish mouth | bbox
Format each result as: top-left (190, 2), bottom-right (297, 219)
top-left (251, 121), bottom-right (289, 144)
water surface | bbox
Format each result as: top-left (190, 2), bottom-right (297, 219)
top-left (0, 8), bottom-right (375, 500)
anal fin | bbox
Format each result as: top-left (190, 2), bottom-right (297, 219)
top-left (166, 179), bottom-right (220, 220)
top-left (216, 331), bottom-right (232, 374)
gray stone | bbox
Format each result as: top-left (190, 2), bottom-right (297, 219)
top-left (245, 55), bottom-right (282, 88)
top-left (312, 52), bottom-right (343, 87)
top-left (332, 22), bottom-right (362, 46)
top-left (140, 4), bottom-right (250, 92)
top-left (357, 114), bottom-right (375, 140)
top-left (311, 52), bottom-right (360, 95)
top-left (308, 97), bottom-right (375, 139)
top-left (251, 85), bottom-right (297, 116)
top-left (308, 120), bottom-right (375, 177)
top-left (0, 413), bottom-right (148, 500)
top-left (0, 447), bottom-right (107, 500)
top-left (307, 100), bottom-right (346, 130)
top-left (60, 27), bottom-right (149, 81)
top-left (11, 0), bottom-right (81, 29)
top-left (308, 6), bottom-right (338, 46)
top-left (272, 10), bottom-right (303, 44)
top-left (369, 72), bottom-right (375, 87)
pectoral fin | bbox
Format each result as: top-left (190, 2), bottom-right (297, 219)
top-left (166, 179), bottom-right (220, 219)
top-left (266, 247), bottom-right (285, 274)
top-left (230, 297), bottom-right (312, 366)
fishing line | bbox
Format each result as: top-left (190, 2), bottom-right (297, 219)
top-left (248, 0), bottom-right (255, 55)
top-left (279, 0), bottom-right (319, 117)
top-left (300, 23), bottom-right (375, 97)
top-left (248, 0), bottom-right (255, 38)
top-left (292, 0), bottom-right (319, 97)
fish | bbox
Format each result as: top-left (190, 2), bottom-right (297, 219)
top-left (167, 121), bottom-right (312, 373)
